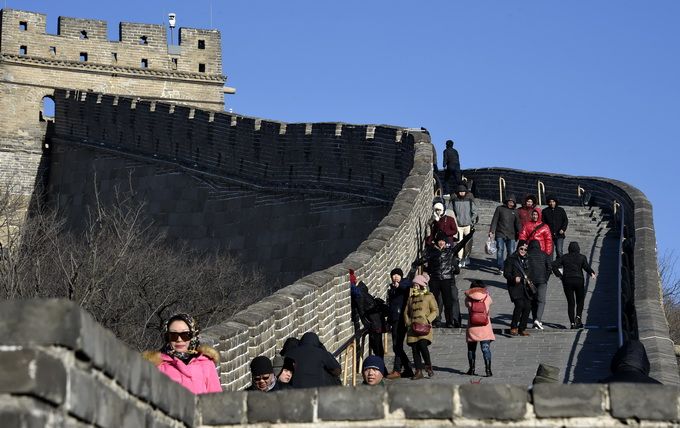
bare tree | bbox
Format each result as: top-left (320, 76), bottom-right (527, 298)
top-left (0, 180), bottom-right (271, 351)
top-left (660, 250), bottom-right (680, 344)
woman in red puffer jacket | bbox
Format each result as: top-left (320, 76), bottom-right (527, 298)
top-left (518, 208), bottom-right (553, 255)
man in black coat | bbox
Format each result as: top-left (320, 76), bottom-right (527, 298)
top-left (385, 268), bottom-right (414, 379)
top-left (542, 195), bottom-right (568, 259)
top-left (504, 240), bottom-right (532, 336)
top-left (287, 332), bottom-right (341, 389)
top-left (442, 139), bottom-right (460, 195)
top-left (526, 239), bottom-right (552, 330)
top-left (489, 194), bottom-right (521, 274)
top-left (418, 229), bottom-right (475, 328)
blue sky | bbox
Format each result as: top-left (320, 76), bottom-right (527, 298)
top-left (10, 1), bottom-right (679, 263)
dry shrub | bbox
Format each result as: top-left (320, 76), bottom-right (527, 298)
top-left (0, 180), bottom-right (271, 351)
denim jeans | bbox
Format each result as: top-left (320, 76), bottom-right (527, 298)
top-left (553, 236), bottom-right (565, 259)
top-left (467, 340), bottom-right (492, 363)
top-left (495, 237), bottom-right (516, 269)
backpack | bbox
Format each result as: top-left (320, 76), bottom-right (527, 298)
top-left (469, 295), bottom-right (489, 327)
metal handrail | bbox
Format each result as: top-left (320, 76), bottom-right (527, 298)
top-left (498, 177), bottom-right (506, 202)
top-left (537, 180), bottom-right (545, 206)
top-left (332, 328), bottom-right (369, 386)
top-left (577, 185), bottom-right (585, 197)
top-left (615, 200), bottom-right (625, 347)
top-left (613, 200), bottom-right (620, 215)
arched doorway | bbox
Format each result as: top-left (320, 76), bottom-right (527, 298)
top-left (40, 95), bottom-right (55, 122)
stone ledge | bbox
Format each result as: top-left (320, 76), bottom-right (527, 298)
top-left (459, 384), bottom-right (527, 420)
top-left (0, 349), bottom-right (67, 405)
top-left (318, 386), bottom-right (385, 421)
top-left (387, 383), bottom-right (453, 419)
top-left (609, 383), bottom-right (679, 421)
top-left (246, 388), bottom-right (315, 423)
top-left (532, 384), bottom-right (605, 417)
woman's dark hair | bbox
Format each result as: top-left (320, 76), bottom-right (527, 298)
top-left (470, 279), bottom-right (485, 289)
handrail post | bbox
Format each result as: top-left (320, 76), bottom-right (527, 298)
top-left (498, 177), bottom-right (506, 203)
top-left (537, 180), bottom-right (545, 206)
top-left (352, 337), bottom-right (357, 386)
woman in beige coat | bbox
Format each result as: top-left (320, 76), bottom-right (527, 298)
top-left (404, 273), bottom-right (439, 380)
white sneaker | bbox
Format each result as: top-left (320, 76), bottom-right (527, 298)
top-left (533, 320), bottom-right (544, 330)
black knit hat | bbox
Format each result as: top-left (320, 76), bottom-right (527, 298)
top-left (250, 356), bottom-right (273, 377)
top-left (390, 268), bottom-right (404, 278)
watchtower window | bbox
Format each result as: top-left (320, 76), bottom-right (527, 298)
top-left (198, 39), bottom-right (205, 49)
top-left (111, 52), bottom-right (118, 62)
top-left (40, 96), bottom-right (55, 122)
top-left (19, 45), bottom-right (27, 55)
top-left (79, 52), bottom-right (88, 62)
top-left (49, 46), bottom-right (56, 55)
top-left (19, 21), bottom-right (28, 31)
top-left (141, 58), bottom-right (148, 68)
top-left (198, 63), bottom-right (206, 73)
top-left (80, 30), bottom-right (88, 39)
top-left (139, 36), bottom-right (148, 45)
top-left (171, 58), bottom-right (178, 70)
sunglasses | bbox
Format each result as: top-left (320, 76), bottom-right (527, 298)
top-left (167, 331), bottom-right (192, 342)
top-left (518, 247), bottom-right (528, 251)
top-left (253, 374), bottom-right (271, 382)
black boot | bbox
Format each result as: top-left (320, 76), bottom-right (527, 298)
top-left (485, 359), bottom-right (492, 377)
top-left (466, 358), bottom-right (476, 376)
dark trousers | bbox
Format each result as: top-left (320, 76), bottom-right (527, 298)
top-left (562, 278), bottom-right (586, 324)
top-left (443, 168), bottom-right (461, 194)
top-left (368, 331), bottom-right (384, 358)
top-left (430, 278), bottom-right (461, 326)
top-left (552, 236), bottom-right (565, 259)
top-left (390, 320), bottom-right (412, 374)
top-left (410, 339), bottom-right (431, 370)
top-left (510, 296), bottom-right (531, 331)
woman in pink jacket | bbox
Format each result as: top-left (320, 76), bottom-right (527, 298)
top-left (464, 280), bottom-right (495, 377)
top-left (143, 313), bottom-right (222, 394)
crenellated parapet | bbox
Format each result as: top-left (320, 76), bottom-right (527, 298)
top-left (0, 8), bottom-right (223, 76)
top-left (53, 89), bottom-right (415, 201)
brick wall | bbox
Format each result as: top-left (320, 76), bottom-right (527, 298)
top-left (2, 300), bottom-right (678, 427)
top-left (461, 167), bottom-right (679, 386)
top-left (52, 90), bottom-right (415, 201)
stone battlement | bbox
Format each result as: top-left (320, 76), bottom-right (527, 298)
top-left (1, 299), bottom-right (678, 427)
top-left (0, 9), bottom-right (223, 76)
top-left (52, 89), bottom-right (415, 201)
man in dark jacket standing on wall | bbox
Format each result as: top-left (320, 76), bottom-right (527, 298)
top-left (489, 194), bottom-right (521, 274)
top-left (418, 230), bottom-right (475, 328)
top-left (385, 268), bottom-right (414, 379)
top-left (443, 139), bottom-right (460, 195)
top-left (542, 195), bottom-right (569, 259)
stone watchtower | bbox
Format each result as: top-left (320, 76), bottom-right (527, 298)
top-left (0, 8), bottom-right (230, 195)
